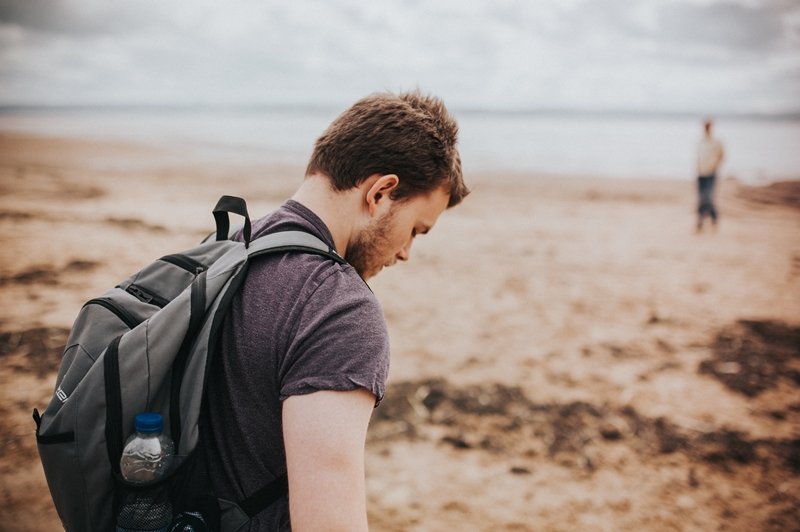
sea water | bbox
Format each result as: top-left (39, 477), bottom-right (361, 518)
top-left (0, 106), bottom-right (797, 183)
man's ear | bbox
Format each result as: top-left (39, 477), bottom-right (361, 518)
top-left (365, 174), bottom-right (400, 216)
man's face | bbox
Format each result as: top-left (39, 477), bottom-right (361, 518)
top-left (347, 187), bottom-right (450, 280)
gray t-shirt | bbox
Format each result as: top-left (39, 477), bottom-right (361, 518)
top-left (201, 200), bottom-right (390, 530)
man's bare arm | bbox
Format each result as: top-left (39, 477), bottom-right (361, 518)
top-left (282, 388), bottom-right (375, 531)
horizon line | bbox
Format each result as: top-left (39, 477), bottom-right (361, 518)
top-left (1, 102), bottom-right (798, 121)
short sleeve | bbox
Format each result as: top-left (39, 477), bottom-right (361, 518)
top-left (278, 268), bottom-right (390, 406)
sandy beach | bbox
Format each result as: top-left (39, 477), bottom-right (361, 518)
top-left (1, 131), bottom-right (798, 531)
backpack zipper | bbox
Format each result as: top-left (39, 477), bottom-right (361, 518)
top-left (160, 254), bottom-right (207, 273)
top-left (123, 284), bottom-right (170, 308)
top-left (84, 298), bottom-right (141, 329)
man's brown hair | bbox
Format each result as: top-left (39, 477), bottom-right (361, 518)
top-left (305, 91), bottom-right (468, 207)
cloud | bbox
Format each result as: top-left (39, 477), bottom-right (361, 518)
top-left (0, 0), bottom-right (150, 35)
top-left (0, 0), bottom-right (797, 113)
top-left (656, 1), bottom-right (785, 52)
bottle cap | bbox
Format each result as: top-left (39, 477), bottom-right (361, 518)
top-left (134, 412), bottom-right (163, 433)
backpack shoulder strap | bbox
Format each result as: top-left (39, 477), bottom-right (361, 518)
top-left (247, 230), bottom-right (346, 264)
top-left (236, 472), bottom-right (289, 520)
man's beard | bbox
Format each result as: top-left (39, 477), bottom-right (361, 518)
top-left (346, 208), bottom-right (396, 280)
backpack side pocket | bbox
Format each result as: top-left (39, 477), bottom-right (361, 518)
top-left (36, 429), bottom-right (89, 531)
top-left (34, 343), bottom-right (97, 531)
top-left (114, 476), bottom-right (174, 532)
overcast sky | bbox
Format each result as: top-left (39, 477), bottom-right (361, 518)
top-left (0, 0), bottom-right (798, 114)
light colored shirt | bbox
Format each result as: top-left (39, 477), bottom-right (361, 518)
top-left (697, 135), bottom-right (724, 176)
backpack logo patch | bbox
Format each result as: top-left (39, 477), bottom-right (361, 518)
top-left (55, 387), bottom-right (68, 403)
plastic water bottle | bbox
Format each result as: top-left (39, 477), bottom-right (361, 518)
top-left (116, 412), bottom-right (175, 532)
top-left (120, 412), bottom-right (175, 482)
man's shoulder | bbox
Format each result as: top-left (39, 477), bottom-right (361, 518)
top-left (243, 200), bottom-right (358, 292)
top-left (241, 202), bottom-right (380, 324)
top-left (244, 247), bottom-right (378, 314)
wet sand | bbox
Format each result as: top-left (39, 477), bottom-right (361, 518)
top-left (1, 132), bottom-right (798, 531)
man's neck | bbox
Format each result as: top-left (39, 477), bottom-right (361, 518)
top-left (291, 175), bottom-right (361, 256)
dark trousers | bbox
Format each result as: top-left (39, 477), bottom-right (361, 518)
top-left (697, 174), bottom-right (717, 224)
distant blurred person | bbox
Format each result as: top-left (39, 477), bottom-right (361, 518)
top-left (696, 119), bottom-right (725, 231)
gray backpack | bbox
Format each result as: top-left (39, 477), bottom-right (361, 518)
top-left (32, 195), bottom-right (345, 531)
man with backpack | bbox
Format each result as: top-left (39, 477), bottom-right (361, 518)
top-left (200, 91), bottom-right (469, 530)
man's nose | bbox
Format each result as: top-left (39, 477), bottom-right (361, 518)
top-left (396, 240), bottom-right (412, 262)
